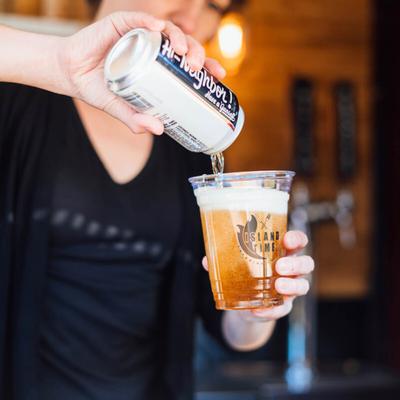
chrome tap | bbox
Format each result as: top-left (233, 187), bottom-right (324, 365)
top-left (285, 183), bottom-right (356, 393)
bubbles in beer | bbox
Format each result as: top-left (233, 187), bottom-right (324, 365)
top-left (211, 152), bottom-right (224, 175)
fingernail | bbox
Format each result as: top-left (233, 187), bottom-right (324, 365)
top-left (286, 232), bottom-right (297, 247)
top-left (276, 278), bottom-right (290, 292)
top-left (277, 259), bottom-right (290, 275)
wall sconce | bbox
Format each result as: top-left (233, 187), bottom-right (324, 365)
top-left (207, 13), bottom-right (247, 76)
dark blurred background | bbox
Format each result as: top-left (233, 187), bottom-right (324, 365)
top-left (1, 0), bottom-right (400, 398)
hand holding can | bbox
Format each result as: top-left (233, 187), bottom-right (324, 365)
top-left (53, 12), bottom-right (226, 135)
top-left (104, 28), bottom-right (244, 154)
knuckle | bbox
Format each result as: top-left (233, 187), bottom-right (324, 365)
top-left (111, 11), bottom-right (123, 21)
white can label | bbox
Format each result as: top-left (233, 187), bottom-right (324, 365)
top-left (157, 35), bottom-right (240, 130)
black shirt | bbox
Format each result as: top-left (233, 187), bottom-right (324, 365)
top-left (0, 83), bottom-right (225, 400)
top-left (39, 99), bottom-right (182, 399)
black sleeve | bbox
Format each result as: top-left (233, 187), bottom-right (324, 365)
top-left (0, 83), bottom-right (34, 180)
top-left (0, 83), bottom-right (19, 151)
top-left (0, 83), bottom-right (58, 220)
top-left (0, 83), bottom-right (31, 134)
top-left (0, 83), bottom-right (49, 151)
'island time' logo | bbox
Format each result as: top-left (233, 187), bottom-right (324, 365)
top-left (236, 215), bottom-right (280, 261)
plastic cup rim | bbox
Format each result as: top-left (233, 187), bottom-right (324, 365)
top-left (188, 170), bottom-right (296, 185)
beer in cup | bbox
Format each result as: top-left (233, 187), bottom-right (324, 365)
top-left (189, 171), bottom-right (295, 310)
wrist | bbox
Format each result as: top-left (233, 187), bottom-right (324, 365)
top-left (0, 26), bottom-right (74, 96)
top-left (54, 36), bottom-right (76, 97)
top-left (222, 310), bottom-right (276, 352)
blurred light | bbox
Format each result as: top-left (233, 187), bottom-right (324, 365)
top-left (206, 13), bottom-right (247, 76)
top-left (218, 22), bottom-right (244, 59)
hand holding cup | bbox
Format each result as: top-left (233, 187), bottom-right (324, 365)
top-left (202, 230), bottom-right (314, 322)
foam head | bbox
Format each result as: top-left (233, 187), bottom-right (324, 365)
top-left (194, 186), bottom-right (289, 214)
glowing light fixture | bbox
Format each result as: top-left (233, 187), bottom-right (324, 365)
top-left (218, 21), bottom-right (244, 59)
top-left (208, 13), bottom-right (247, 76)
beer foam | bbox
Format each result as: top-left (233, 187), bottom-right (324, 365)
top-left (194, 186), bottom-right (289, 213)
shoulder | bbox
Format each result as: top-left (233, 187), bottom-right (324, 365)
top-left (0, 82), bottom-right (54, 103)
top-left (0, 83), bottom-right (62, 113)
top-left (0, 83), bottom-right (70, 135)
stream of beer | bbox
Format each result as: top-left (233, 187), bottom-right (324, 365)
top-left (211, 152), bottom-right (224, 175)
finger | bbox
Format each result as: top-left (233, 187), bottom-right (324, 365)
top-left (204, 57), bottom-right (226, 80)
top-left (184, 35), bottom-right (206, 70)
top-left (108, 11), bottom-right (166, 37)
top-left (102, 94), bottom-right (164, 135)
top-left (276, 255), bottom-right (315, 276)
top-left (275, 277), bottom-right (310, 296)
top-left (250, 297), bottom-right (294, 320)
top-left (163, 21), bottom-right (188, 55)
top-left (283, 231), bottom-right (309, 255)
top-left (202, 256), bottom-right (208, 271)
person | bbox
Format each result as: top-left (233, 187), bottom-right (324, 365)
top-left (0, 1), bottom-right (315, 399)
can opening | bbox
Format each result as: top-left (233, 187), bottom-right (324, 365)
top-left (107, 33), bottom-right (142, 80)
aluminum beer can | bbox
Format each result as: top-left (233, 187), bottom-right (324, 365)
top-left (104, 28), bottom-right (244, 155)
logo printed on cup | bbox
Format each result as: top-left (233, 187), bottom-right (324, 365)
top-left (236, 214), bottom-right (281, 263)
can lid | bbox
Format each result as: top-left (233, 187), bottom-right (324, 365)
top-left (104, 28), bottom-right (161, 92)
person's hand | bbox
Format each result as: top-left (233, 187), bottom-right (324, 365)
top-left (59, 12), bottom-right (226, 134)
top-left (202, 231), bottom-right (314, 323)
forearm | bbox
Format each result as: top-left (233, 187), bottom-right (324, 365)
top-left (222, 310), bottom-right (276, 351)
top-left (0, 25), bottom-right (69, 95)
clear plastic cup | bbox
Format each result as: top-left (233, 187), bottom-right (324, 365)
top-left (189, 171), bottom-right (295, 310)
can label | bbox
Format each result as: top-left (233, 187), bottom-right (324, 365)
top-left (156, 35), bottom-right (240, 130)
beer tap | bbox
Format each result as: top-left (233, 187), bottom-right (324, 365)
top-left (285, 183), bottom-right (356, 393)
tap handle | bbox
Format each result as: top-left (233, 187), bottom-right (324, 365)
top-left (335, 190), bottom-right (356, 248)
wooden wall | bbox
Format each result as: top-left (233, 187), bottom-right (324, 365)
top-left (1, 0), bottom-right (91, 19)
top-left (0, 0), bottom-right (374, 298)
top-left (219, 0), bottom-right (373, 298)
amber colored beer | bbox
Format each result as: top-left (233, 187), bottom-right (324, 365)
top-left (201, 209), bottom-right (287, 309)
top-left (195, 186), bottom-right (290, 310)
